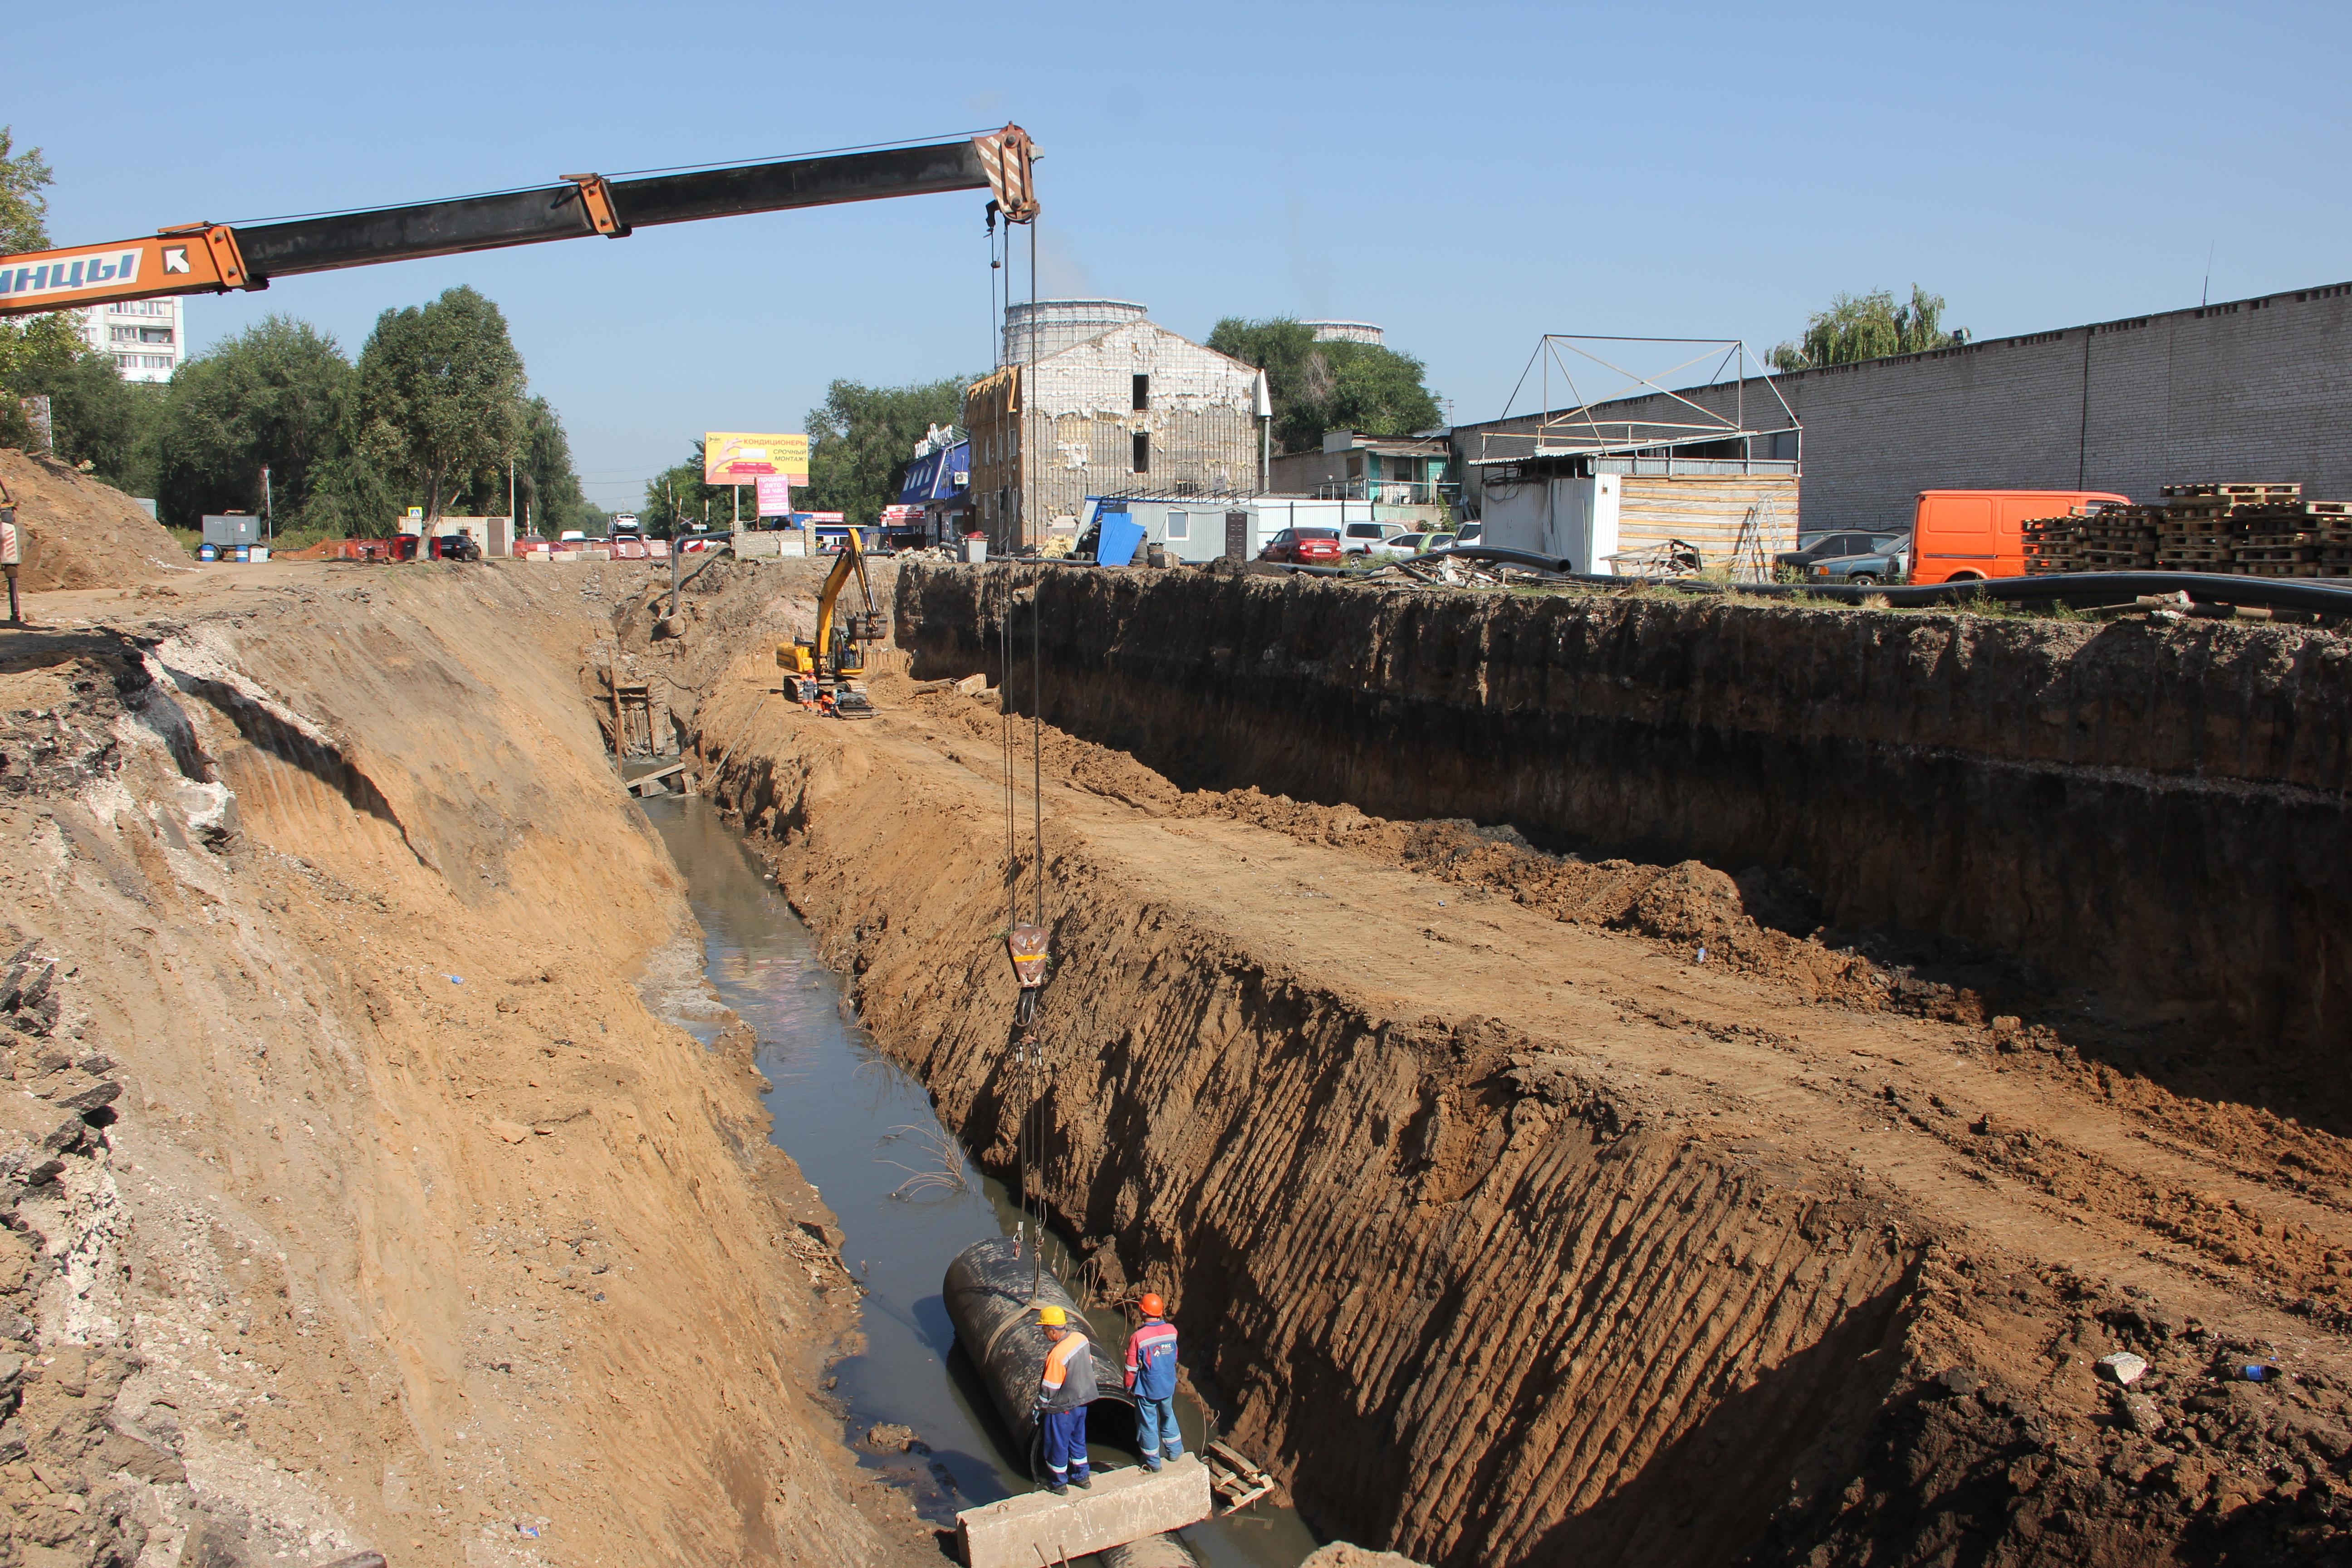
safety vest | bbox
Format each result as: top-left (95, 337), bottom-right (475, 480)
top-left (1039, 1331), bottom-right (1096, 1412)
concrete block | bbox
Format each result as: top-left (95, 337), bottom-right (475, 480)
top-left (956, 1456), bottom-right (1211, 1568)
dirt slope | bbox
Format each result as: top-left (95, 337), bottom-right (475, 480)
top-left (0, 451), bottom-right (190, 591)
top-left (669, 613), bottom-right (2352, 1566)
top-left (0, 560), bottom-right (928, 1568)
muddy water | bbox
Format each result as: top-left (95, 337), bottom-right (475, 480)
top-left (642, 797), bottom-right (1319, 1568)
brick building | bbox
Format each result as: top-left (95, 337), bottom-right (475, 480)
top-left (1452, 280), bottom-right (2352, 536)
top-left (965, 304), bottom-right (1264, 550)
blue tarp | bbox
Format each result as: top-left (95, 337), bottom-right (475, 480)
top-left (1094, 511), bottom-right (1145, 567)
top-left (898, 441), bottom-right (970, 505)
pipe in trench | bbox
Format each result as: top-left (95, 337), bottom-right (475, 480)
top-left (944, 1236), bottom-right (1137, 1479)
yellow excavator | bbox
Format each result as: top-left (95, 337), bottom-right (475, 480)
top-left (779, 530), bottom-right (885, 718)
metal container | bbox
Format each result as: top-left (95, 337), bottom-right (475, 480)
top-left (962, 536), bottom-right (989, 564)
top-left (942, 1236), bottom-right (1135, 1478)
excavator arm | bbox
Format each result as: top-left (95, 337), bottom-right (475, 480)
top-left (0, 126), bottom-right (1038, 318)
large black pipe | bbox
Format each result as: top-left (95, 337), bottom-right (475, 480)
top-left (943, 1236), bottom-right (1135, 1478)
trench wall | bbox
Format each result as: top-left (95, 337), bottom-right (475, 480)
top-left (895, 565), bottom-right (2352, 1063)
top-left (699, 718), bottom-right (1914, 1567)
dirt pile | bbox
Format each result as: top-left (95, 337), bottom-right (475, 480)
top-left (0, 560), bottom-right (930, 1568)
top-left (664, 595), bottom-right (2352, 1564)
top-left (0, 451), bottom-right (189, 591)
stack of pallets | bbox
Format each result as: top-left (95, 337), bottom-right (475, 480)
top-left (2159, 484), bottom-right (2352, 578)
top-left (2074, 505), bottom-right (2164, 571)
top-left (2029, 483), bottom-right (2352, 578)
top-left (2022, 514), bottom-right (2082, 576)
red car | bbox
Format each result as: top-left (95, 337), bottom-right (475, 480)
top-left (1259, 527), bottom-right (1343, 564)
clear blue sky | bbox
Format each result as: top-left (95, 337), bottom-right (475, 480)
top-left (14, 0), bottom-right (2349, 514)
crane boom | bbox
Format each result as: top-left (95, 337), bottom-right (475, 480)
top-left (0, 126), bottom-right (1038, 319)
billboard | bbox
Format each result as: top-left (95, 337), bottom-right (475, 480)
top-left (755, 475), bottom-right (792, 517)
top-left (704, 432), bottom-right (809, 485)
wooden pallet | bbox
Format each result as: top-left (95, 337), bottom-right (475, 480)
top-left (1203, 1441), bottom-right (1274, 1514)
top-left (2161, 482), bottom-right (2303, 500)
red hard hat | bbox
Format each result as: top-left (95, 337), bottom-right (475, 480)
top-left (1138, 1292), bottom-right (1165, 1318)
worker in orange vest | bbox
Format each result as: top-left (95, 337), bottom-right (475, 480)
top-left (1031, 1304), bottom-right (1096, 1494)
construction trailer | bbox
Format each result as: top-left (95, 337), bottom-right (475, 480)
top-left (1081, 495), bottom-right (1388, 564)
top-left (1473, 456), bottom-right (1799, 577)
top-left (1459, 334), bottom-right (1803, 577)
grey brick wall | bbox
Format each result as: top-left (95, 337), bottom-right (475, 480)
top-left (1455, 284), bottom-right (2352, 533)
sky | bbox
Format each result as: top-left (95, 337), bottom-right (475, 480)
top-left (13, 0), bottom-right (2351, 515)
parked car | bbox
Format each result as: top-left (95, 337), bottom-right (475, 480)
top-left (1451, 521), bottom-right (1482, 546)
top-left (1260, 527), bottom-right (1343, 564)
top-left (1340, 520), bottom-right (1407, 555)
top-left (1804, 537), bottom-right (1909, 586)
top-left (1350, 529), bottom-right (1432, 559)
top-left (1774, 531), bottom-right (1905, 573)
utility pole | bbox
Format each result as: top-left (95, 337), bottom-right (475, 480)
top-left (261, 466), bottom-right (273, 547)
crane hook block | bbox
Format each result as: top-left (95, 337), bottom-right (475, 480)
top-left (1008, 925), bottom-right (1048, 990)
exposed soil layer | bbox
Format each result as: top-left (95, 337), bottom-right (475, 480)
top-left (631, 558), bottom-right (2352, 1566)
top-left (0, 453), bottom-right (190, 592)
top-left (0, 560), bottom-right (932, 1568)
top-left (893, 566), bottom-right (2352, 1124)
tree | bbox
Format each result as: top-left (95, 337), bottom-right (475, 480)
top-left (512, 397), bottom-right (587, 538)
top-left (154, 316), bottom-right (355, 529)
top-left (1206, 317), bottom-right (1442, 454)
top-left (33, 351), bottom-right (163, 495)
top-left (803, 376), bottom-right (968, 524)
top-left (1769, 286), bottom-right (1968, 372)
top-left (0, 127), bottom-right (90, 450)
top-left (346, 286), bottom-right (526, 524)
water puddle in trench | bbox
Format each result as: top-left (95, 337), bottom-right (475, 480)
top-left (641, 796), bottom-right (1320, 1568)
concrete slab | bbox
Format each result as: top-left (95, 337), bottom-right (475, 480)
top-left (955, 1456), bottom-right (1211, 1568)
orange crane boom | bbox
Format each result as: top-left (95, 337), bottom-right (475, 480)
top-left (0, 126), bottom-right (1038, 318)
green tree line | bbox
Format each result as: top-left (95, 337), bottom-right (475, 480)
top-left (1205, 318), bottom-right (1441, 454)
top-left (0, 126), bottom-right (588, 539)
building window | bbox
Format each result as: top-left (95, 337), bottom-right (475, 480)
top-left (1132, 432), bottom-right (1150, 474)
top-left (1132, 373), bottom-right (1149, 411)
top-left (114, 353), bottom-right (135, 369)
top-left (139, 327), bottom-right (173, 344)
top-left (1165, 508), bottom-right (1188, 540)
top-left (139, 354), bottom-right (173, 370)
top-left (110, 326), bottom-right (139, 343)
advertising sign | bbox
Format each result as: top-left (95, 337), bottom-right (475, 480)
top-left (704, 432), bottom-right (809, 485)
top-left (755, 475), bottom-right (792, 517)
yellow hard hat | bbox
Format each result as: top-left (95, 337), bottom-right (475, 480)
top-left (1035, 1305), bottom-right (1067, 1327)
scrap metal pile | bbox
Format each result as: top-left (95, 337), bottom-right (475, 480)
top-left (2025, 484), bottom-right (2352, 578)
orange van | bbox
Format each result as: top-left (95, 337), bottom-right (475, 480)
top-left (1908, 489), bottom-right (2129, 583)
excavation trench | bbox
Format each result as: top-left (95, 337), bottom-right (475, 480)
top-left (639, 794), bottom-right (1318, 1567)
top-left (649, 558), bottom-right (2352, 1567)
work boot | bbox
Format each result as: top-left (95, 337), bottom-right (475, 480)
top-left (1144, 1455), bottom-right (1163, 1473)
top-left (1072, 1470), bottom-right (1092, 1490)
top-left (1048, 1480), bottom-right (1068, 1497)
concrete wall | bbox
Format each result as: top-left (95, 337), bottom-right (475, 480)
top-left (1455, 282), bottom-right (2352, 534)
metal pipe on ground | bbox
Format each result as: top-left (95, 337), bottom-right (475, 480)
top-left (942, 1235), bottom-right (1137, 1480)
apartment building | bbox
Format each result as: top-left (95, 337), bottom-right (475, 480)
top-left (76, 296), bottom-right (185, 382)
